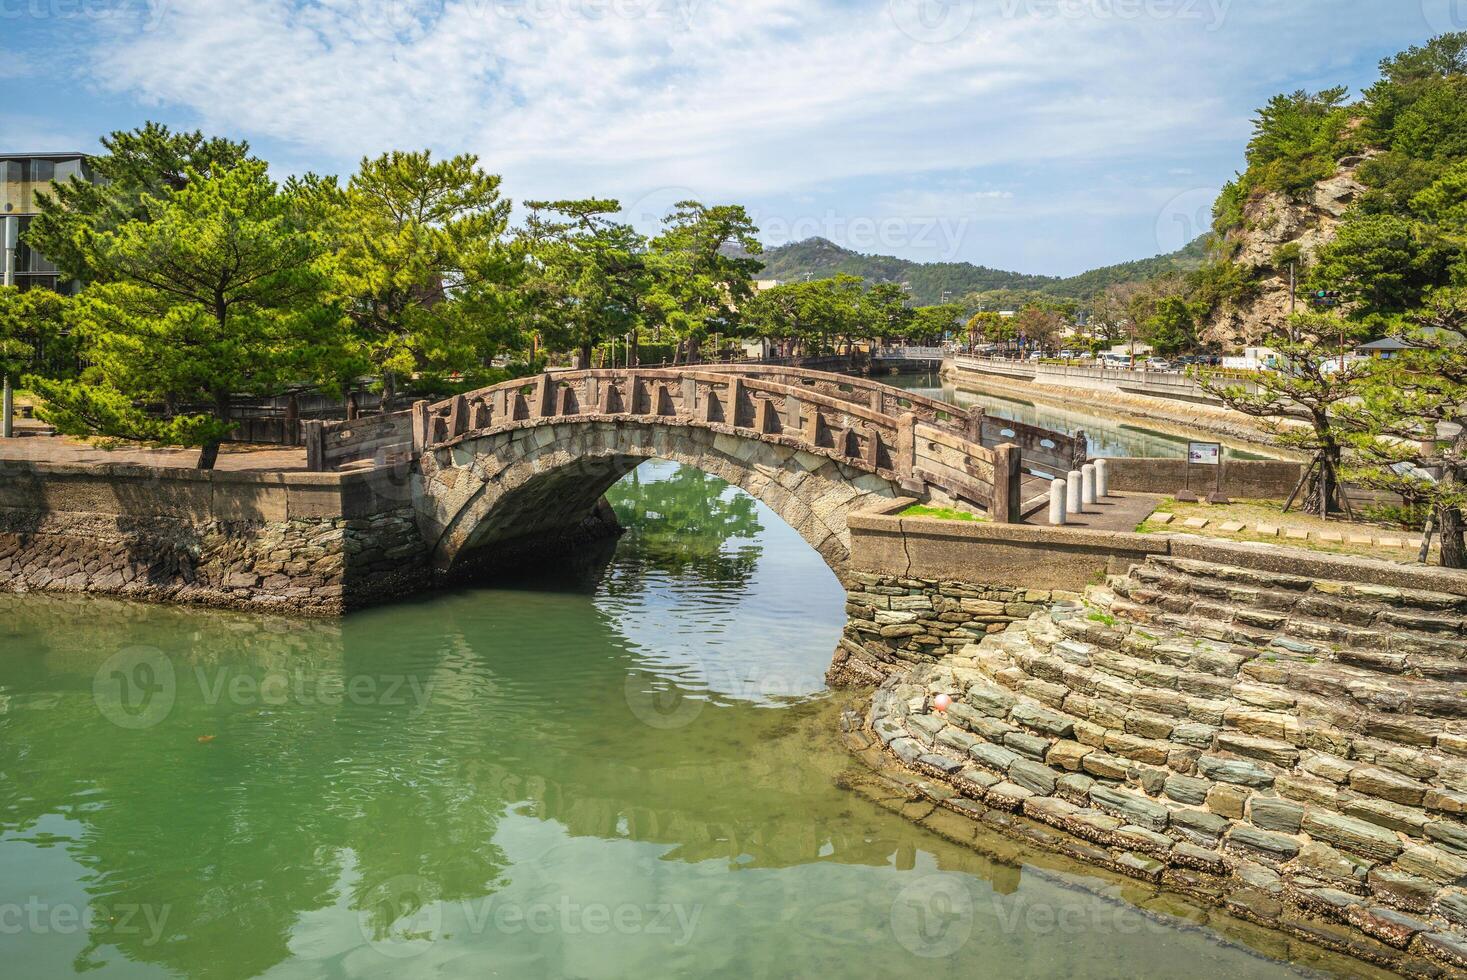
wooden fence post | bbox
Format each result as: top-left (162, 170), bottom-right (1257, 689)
top-left (992, 443), bottom-right (1023, 524)
top-left (966, 406), bottom-right (985, 445)
top-left (411, 400), bottom-right (430, 453)
top-left (303, 420), bottom-right (325, 472)
top-left (896, 412), bottom-right (918, 483)
top-left (284, 393), bottom-right (300, 446)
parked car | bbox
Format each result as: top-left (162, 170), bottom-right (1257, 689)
top-left (1144, 357), bottom-right (1173, 371)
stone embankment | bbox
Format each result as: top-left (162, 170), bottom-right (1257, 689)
top-left (941, 359), bottom-right (1289, 454)
top-left (861, 551), bottom-right (1467, 975)
top-left (0, 461), bottom-right (429, 614)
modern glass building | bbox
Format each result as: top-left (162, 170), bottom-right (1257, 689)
top-left (1, 152), bottom-right (93, 292)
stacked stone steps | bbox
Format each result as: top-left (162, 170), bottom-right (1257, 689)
top-left (1110, 564), bottom-right (1467, 695)
top-left (864, 582), bottom-right (1467, 972)
top-left (1122, 559), bottom-right (1467, 661)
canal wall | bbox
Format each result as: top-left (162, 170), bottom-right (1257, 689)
top-left (1107, 457), bottom-right (1306, 499)
top-left (0, 460), bottom-right (429, 614)
top-left (941, 358), bottom-right (1286, 451)
top-left (848, 511), bottom-right (1467, 974)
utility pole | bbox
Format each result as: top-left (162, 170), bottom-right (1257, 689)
top-left (2, 216), bottom-right (16, 440)
top-left (1288, 262), bottom-right (1297, 344)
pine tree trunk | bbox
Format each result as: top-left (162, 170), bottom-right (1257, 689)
top-left (381, 371), bottom-right (398, 414)
top-left (1441, 507), bottom-right (1466, 569)
top-left (575, 343), bottom-right (591, 370)
top-left (198, 390), bottom-right (230, 471)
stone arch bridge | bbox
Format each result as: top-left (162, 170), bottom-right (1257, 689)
top-left (310, 366), bottom-right (1084, 576)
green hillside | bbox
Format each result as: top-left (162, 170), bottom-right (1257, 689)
top-left (746, 235), bottom-right (1204, 306)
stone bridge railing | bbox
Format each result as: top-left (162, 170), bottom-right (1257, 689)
top-left (696, 364), bottom-right (1086, 477)
top-left (305, 366), bottom-right (1087, 520)
top-left (407, 368), bottom-right (1019, 517)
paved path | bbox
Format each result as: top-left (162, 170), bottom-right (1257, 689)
top-left (0, 429), bottom-right (308, 472)
top-left (1024, 490), bottom-right (1159, 531)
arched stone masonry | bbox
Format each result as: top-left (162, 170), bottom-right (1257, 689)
top-left (416, 417), bottom-right (906, 575)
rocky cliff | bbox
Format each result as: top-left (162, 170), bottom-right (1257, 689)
top-left (1204, 153), bottom-right (1374, 349)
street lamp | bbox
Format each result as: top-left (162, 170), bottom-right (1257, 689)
top-left (2, 216), bottom-right (15, 439)
top-left (2, 215), bottom-right (15, 288)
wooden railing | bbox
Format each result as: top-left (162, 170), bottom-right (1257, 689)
top-left (302, 409), bottom-right (413, 472)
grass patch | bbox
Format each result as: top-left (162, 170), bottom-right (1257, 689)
top-left (900, 504), bottom-right (985, 522)
top-left (1087, 611), bottom-right (1118, 627)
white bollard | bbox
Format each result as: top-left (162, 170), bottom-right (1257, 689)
top-left (1067, 470), bottom-right (1084, 514)
top-left (1049, 478), bottom-right (1068, 526)
top-left (1082, 463), bottom-right (1097, 506)
top-left (1095, 458), bottom-right (1110, 498)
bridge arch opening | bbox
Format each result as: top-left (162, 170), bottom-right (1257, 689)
top-left (418, 418), bottom-right (908, 579)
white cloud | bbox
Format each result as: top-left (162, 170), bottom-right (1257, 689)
top-left (58, 0), bottom-right (1426, 271)
top-left (88, 0), bottom-right (1243, 196)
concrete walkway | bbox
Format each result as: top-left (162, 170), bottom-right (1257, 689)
top-left (1024, 490), bottom-right (1159, 531)
top-left (0, 428), bottom-right (309, 472)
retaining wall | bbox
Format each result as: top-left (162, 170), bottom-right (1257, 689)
top-left (0, 460), bottom-right (430, 614)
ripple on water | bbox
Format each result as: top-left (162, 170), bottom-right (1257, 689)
top-left (0, 461), bottom-right (1369, 979)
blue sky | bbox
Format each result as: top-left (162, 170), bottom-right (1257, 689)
top-left (1, 0), bottom-right (1455, 275)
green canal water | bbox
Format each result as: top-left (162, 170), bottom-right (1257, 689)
top-left (889, 372), bottom-right (1271, 461)
top-left (0, 462), bottom-right (1373, 978)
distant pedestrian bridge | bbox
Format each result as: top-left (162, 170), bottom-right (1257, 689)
top-left (308, 366), bottom-right (1084, 574)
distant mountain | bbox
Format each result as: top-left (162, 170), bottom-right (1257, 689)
top-left (739, 236), bottom-right (1205, 306)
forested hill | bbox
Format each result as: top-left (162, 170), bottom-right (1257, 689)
top-left (742, 235), bottom-right (1205, 305)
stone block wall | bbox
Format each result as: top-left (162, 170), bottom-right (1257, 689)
top-left (0, 461), bottom-right (430, 614)
top-left (830, 572), bottom-right (1075, 685)
top-left (862, 549), bottom-right (1467, 975)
